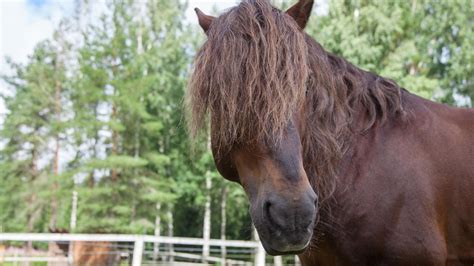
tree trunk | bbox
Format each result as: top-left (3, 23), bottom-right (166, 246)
top-left (202, 172), bottom-right (212, 262)
top-left (220, 184), bottom-right (228, 265)
top-left (134, 14), bottom-right (143, 160)
top-left (26, 194), bottom-right (39, 249)
top-left (68, 191), bottom-right (78, 265)
top-left (26, 194), bottom-right (41, 266)
top-left (111, 104), bottom-right (118, 182)
top-left (50, 79), bottom-right (62, 231)
top-left (70, 191), bottom-right (78, 230)
top-left (87, 107), bottom-right (100, 189)
top-left (167, 207), bottom-right (174, 262)
top-left (48, 70), bottom-right (62, 266)
top-left (152, 203), bottom-right (161, 261)
top-left (411, 0), bottom-right (417, 14)
top-left (87, 171), bottom-right (94, 188)
top-left (26, 148), bottom-right (39, 257)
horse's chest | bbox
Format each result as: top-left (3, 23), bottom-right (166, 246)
top-left (305, 222), bottom-right (448, 265)
top-left (309, 168), bottom-right (448, 264)
top-left (307, 190), bottom-right (449, 265)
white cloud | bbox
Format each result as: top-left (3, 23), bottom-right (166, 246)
top-left (0, 0), bottom-right (74, 122)
top-left (0, 0), bottom-right (74, 69)
top-left (186, 0), bottom-right (237, 19)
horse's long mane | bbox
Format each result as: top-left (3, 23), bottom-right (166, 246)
top-left (187, 0), bottom-right (404, 200)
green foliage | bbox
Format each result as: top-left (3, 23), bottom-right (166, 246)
top-left (308, 0), bottom-right (473, 105)
top-left (68, 0), bottom-right (196, 234)
top-left (0, 37), bottom-right (71, 232)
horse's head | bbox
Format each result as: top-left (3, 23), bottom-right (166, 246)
top-left (189, 0), bottom-right (319, 255)
top-left (216, 115), bottom-right (317, 256)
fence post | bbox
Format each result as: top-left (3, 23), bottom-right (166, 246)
top-left (252, 225), bottom-right (266, 266)
top-left (254, 244), bottom-right (265, 266)
top-left (68, 190), bottom-right (78, 265)
top-left (295, 255), bottom-right (301, 265)
top-left (132, 238), bottom-right (144, 266)
top-left (274, 256), bottom-right (283, 266)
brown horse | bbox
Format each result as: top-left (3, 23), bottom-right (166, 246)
top-left (187, 0), bottom-right (474, 264)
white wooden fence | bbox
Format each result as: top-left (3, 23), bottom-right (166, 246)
top-left (0, 233), bottom-right (268, 266)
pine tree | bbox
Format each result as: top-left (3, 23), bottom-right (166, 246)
top-left (0, 37), bottom-right (71, 234)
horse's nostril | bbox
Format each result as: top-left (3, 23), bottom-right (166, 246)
top-left (263, 200), bottom-right (272, 219)
top-left (263, 199), bottom-right (283, 229)
top-left (264, 200), bottom-right (271, 210)
top-left (307, 190), bottom-right (318, 206)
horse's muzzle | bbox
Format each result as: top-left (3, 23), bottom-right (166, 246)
top-left (253, 188), bottom-right (317, 255)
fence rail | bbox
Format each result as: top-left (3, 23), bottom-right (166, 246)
top-left (0, 233), bottom-right (267, 266)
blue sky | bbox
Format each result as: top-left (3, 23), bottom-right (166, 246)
top-left (27, 0), bottom-right (47, 8)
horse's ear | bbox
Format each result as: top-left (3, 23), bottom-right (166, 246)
top-left (285, 0), bottom-right (314, 29)
top-left (195, 8), bottom-right (215, 34)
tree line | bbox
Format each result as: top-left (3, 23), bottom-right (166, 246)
top-left (0, 0), bottom-right (472, 243)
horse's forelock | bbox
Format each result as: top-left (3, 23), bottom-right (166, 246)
top-left (187, 0), bottom-right (309, 155)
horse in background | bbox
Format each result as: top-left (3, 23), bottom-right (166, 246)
top-left (48, 228), bottom-right (122, 266)
top-left (187, 0), bottom-right (474, 264)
